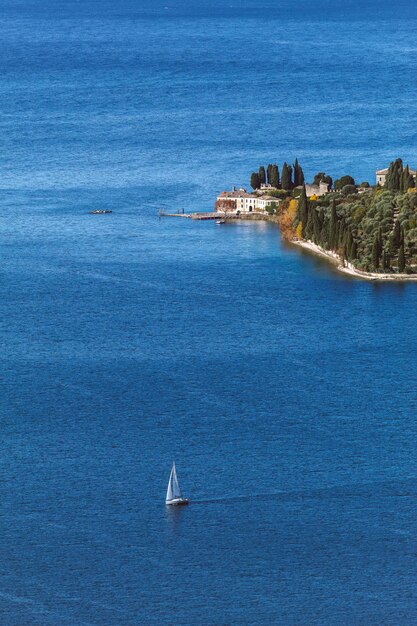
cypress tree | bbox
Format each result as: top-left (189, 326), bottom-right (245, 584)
top-left (293, 159), bottom-right (304, 187)
top-left (345, 229), bottom-right (353, 260)
top-left (338, 218), bottom-right (345, 248)
top-left (372, 236), bottom-right (380, 270)
top-left (382, 250), bottom-right (390, 271)
top-left (287, 164), bottom-right (293, 189)
top-left (328, 200), bottom-right (337, 250)
top-left (377, 228), bottom-right (383, 256)
top-left (401, 165), bottom-right (408, 192)
top-left (297, 185), bottom-right (308, 225)
top-left (402, 164), bottom-right (415, 190)
top-left (250, 172), bottom-right (260, 190)
top-left (281, 163), bottom-right (292, 190)
top-left (305, 205), bottom-right (314, 240)
top-left (297, 162), bottom-right (305, 186)
top-left (301, 193), bottom-right (310, 238)
top-left (398, 240), bottom-right (406, 272)
top-left (259, 166), bottom-right (266, 186)
top-left (313, 208), bottom-right (321, 243)
top-left (385, 159), bottom-right (403, 191)
top-left (267, 164), bottom-right (273, 185)
top-left (270, 164), bottom-right (280, 188)
top-left (392, 220), bottom-right (402, 250)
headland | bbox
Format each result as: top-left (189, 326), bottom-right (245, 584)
top-left (213, 158), bottom-right (417, 281)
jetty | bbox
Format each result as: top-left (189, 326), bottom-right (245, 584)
top-left (159, 210), bottom-right (240, 221)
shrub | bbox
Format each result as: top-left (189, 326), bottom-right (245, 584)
top-left (341, 184), bottom-right (357, 196)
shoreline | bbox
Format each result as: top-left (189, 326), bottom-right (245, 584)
top-left (290, 239), bottom-right (417, 281)
top-left (233, 214), bottom-right (417, 281)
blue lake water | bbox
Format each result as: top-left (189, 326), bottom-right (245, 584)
top-left (2, 1), bottom-right (417, 623)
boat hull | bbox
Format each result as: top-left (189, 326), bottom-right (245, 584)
top-left (166, 498), bottom-right (190, 506)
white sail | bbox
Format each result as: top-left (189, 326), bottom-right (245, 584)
top-left (166, 462), bottom-right (182, 502)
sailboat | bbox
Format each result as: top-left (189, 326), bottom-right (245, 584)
top-left (166, 462), bottom-right (189, 506)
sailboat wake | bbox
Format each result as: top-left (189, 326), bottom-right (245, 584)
top-left (191, 492), bottom-right (284, 505)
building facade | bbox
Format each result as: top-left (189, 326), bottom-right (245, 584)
top-left (215, 187), bottom-right (279, 213)
top-left (303, 181), bottom-right (330, 197)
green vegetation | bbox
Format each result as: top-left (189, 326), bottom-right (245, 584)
top-left (269, 164), bottom-right (280, 188)
top-left (265, 201), bottom-right (279, 215)
top-left (314, 172), bottom-right (332, 187)
top-left (281, 163), bottom-right (292, 190)
top-left (334, 175), bottom-right (355, 191)
top-left (251, 160), bottom-right (304, 191)
top-left (250, 172), bottom-right (260, 190)
top-left (292, 184), bottom-right (417, 273)
top-left (293, 159), bottom-right (305, 187)
top-left (384, 159), bottom-right (415, 192)
top-left (248, 158), bottom-right (417, 274)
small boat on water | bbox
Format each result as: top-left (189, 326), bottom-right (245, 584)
top-left (166, 462), bottom-right (189, 506)
top-left (89, 209), bottom-right (112, 214)
top-left (215, 219), bottom-right (225, 225)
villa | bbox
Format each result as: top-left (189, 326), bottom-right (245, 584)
top-left (215, 187), bottom-right (279, 214)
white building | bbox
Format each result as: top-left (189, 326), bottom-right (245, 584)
top-left (259, 183), bottom-right (278, 193)
top-left (215, 187), bottom-right (279, 214)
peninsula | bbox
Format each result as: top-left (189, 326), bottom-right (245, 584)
top-left (215, 158), bottom-right (417, 280)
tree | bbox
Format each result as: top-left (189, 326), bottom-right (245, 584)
top-left (304, 203), bottom-right (314, 240)
top-left (334, 175), bottom-right (355, 191)
top-left (313, 172), bottom-right (332, 188)
top-left (385, 159), bottom-right (403, 191)
top-left (377, 228), bottom-right (383, 257)
top-left (270, 164), bottom-right (280, 188)
top-left (250, 172), bottom-right (260, 190)
top-left (382, 250), bottom-right (390, 271)
top-left (296, 185), bottom-right (308, 225)
top-left (391, 219), bottom-right (402, 250)
top-left (300, 187), bottom-right (310, 238)
top-left (293, 159), bottom-right (305, 187)
top-left (372, 235), bottom-right (380, 269)
top-left (345, 228), bottom-right (353, 259)
top-left (281, 162), bottom-right (293, 190)
top-left (328, 200), bottom-right (337, 250)
top-left (401, 164), bottom-right (414, 192)
top-left (259, 166), bottom-right (266, 186)
top-left (398, 239), bottom-right (406, 272)
top-left (267, 164), bottom-right (273, 185)
top-left (341, 184), bottom-right (357, 196)
top-left (313, 207), bottom-right (321, 243)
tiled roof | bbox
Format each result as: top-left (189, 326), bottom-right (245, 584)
top-left (218, 190), bottom-right (256, 199)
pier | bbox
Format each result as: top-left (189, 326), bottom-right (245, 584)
top-left (159, 210), bottom-right (240, 220)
